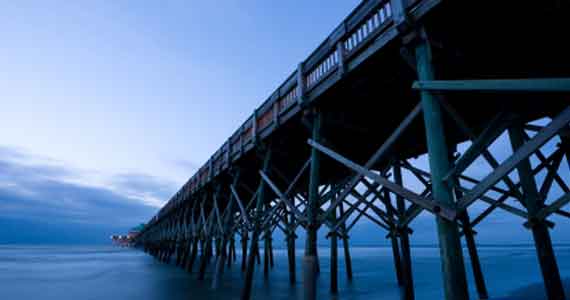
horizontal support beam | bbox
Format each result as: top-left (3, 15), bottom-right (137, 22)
top-left (413, 78), bottom-right (570, 92)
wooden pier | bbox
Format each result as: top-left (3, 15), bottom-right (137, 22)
top-left (133, 0), bottom-right (570, 299)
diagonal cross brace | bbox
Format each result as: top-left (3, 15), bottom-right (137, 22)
top-left (213, 196), bottom-right (224, 235)
top-left (458, 106), bottom-right (570, 210)
top-left (318, 103), bottom-right (423, 223)
top-left (349, 190), bottom-right (392, 230)
top-left (308, 139), bottom-right (457, 221)
top-left (326, 180), bottom-right (380, 233)
top-left (259, 170), bottom-right (308, 223)
top-left (230, 185), bottom-right (252, 227)
top-left (439, 102), bottom-right (523, 200)
top-left (443, 112), bottom-right (510, 182)
top-left (536, 193), bottom-right (570, 221)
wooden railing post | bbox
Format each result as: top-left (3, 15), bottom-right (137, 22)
top-left (296, 62), bottom-right (307, 107)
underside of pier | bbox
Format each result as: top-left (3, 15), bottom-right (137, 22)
top-left (135, 1), bottom-right (570, 299)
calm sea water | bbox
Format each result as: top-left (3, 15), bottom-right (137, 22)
top-left (0, 245), bottom-right (569, 299)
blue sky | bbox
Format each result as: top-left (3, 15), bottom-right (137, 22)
top-left (0, 1), bottom-right (568, 245)
top-left (0, 1), bottom-right (359, 187)
top-left (0, 1), bottom-right (361, 243)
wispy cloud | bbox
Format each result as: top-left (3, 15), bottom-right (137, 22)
top-left (167, 158), bottom-right (200, 177)
top-left (0, 145), bottom-right (176, 228)
top-left (110, 172), bottom-right (178, 206)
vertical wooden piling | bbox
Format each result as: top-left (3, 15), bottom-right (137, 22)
top-left (416, 37), bottom-right (470, 300)
top-left (264, 202), bottom-right (271, 279)
top-left (509, 124), bottom-right (566, 300)
top-left (394, 164), bottom-right (414, 300)
top-left (176, 239), bottom-right (183, 266)
top-left (389, 231), bottom-right (403, 285)
top-left (241, 150), bottom-right (272, 300)
top-left (264, 235), bottom-right (270, 278)
top-left (198, 238), bottom-right (213, 280)
top-left (339, 202), bottom-right (353, 281)
top-left (303, 109), bottom-right (322, 300)
top-left (286, 206), bottom-right (297, 284)
top-left (446, 138), bottom-right (488, 300)
top-left (232, 238), bottom-right (237, 262)
top-left (209, 239), bottom-right (215, 263)
top-left (211, 238), bottom-right (224, 288)
top-left (179, 240), bottom-right (188, 268)
top-left (228, 237), bottom-right (235, 268)
top-left (243, 225), bottom-right (260, 299)
top-left (187, 238), bottom-right (199, 272)
top-left (215, 238), bottom-right (222, 259)
top-left (330, 205), bottom-right (339, 294)
top-left (165, 242), bottom-right (170, 263)
top-left (256, 243), bottom-right (261, 265)
top-left (212, 237), bottom-right (229, 289)
top-left (461, 213), bottom-right (488, 300)
top-left (384, 189), bottom-right (404, 287)
top-left (213, 177), bottom-right (239, 289)
top-left (269, 236), bottom-right (274, 269)
top-left (241, 231), bottom-right (248, 272)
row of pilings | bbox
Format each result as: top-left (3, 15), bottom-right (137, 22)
top-left (133, 25), bottom-right (570, 300)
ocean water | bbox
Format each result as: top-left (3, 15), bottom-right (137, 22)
top-left (0, 245), bottom-right (569, 300)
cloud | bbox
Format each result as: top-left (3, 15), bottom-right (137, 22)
top-left (166, 158), bottom-right (201, 179)
top-left (0, 145), bottom-right (178, 243)
top-left (110, 172), bottom-right (179, 206)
